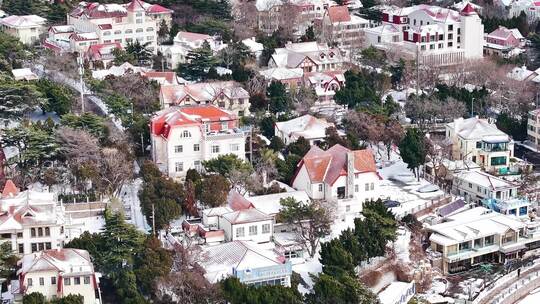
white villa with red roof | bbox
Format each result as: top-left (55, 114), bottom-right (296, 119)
top-left (484, 26), bottom-right (525, 58)
top-left (0, 181), bottom-right (67, 255)
top-left (363, 4), bottom-right (484, 65)
top-left (15, 248), bottom-right (100, 304)
top-left (159, 81), bottom-right (250, 116)
top-left (84, 42), bottom-right (122, 69)
top-left (322, 5), bottom-right (369, 48)
top-left (46, 0), bottom-right (172, 54)
top-left (291, 144), bottom-right (381, 215)
top-left (275, 114), bottom-right (338, 145)
top-left (150, 105), bottom-right (247, 180)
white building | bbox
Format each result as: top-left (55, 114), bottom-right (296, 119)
top-left (0, 181), bottom-right (67, 255)
top-left (159, 81), bottom-right (250, 116)
top-left (48, 0), bottom-right (172, 53)
top-left (527, 109), bottom-right (540, 149)
top-left (363, 4), bottom-right (484, 66)
top-left (0, 15), bottom-right (47, 45)
top-left (16, 249), bottom-right (100, 304)
top-left (162, 31), bottom-right (225, 70)
top-left (242, 37), bottom-right (264, 61)
top-left (446, 117), bottom-right (514, 173)
top-left (452, 170), bottom-right (518, 204)
top-left (198, 240), bottom-right (292, 286)
top-left (275, 114), bottom-right (337, 145)
top-left (268, 41), bottom-right (347, 73)
top-left (427, 210), bottom-right (540, 274)
top-left (322, 5), bottom-right (369, 48)
top-left (150, 105), bottom-right (247, 180)
top-left (291, 144), bottom-right (381, 215)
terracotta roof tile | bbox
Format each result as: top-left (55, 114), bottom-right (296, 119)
top-left (328, 6), bottom-right (351, 23)
top-left (2, 180), bottom-right (19, 198)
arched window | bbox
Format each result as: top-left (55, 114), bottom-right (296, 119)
top-left (45, 227), bottom-right (50, 236)
top-left (38, 227), bottom-right (43, 237)
top-left (31, 228), bottom-right (36, 237)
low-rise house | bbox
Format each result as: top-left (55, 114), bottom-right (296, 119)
top-left (322, 5), bottom-right (369, 48)
top-left (91, 62), bottom-right (150, 79)
top-left (0, 181), bottom-right (67, 255)
top-left (85, 42), bottom-right (122, 69)
top-left (16, 249), bottom-right (100, 304)
top-left (11, 68), bottom-right (39, 81)
top-left (446, 117), bottom-right (514, 174)
top-left (268, 41), bottom-right (347, 73)
top-left (198, 240), bottom-right (292, 286)
top-left (427, 211), bottom-right (540, 274)
top-left (452, 170), bottom-right (518, 204)
top-left (275, 114), bottom-right (337, 145)
top-left (508, 66), bottom-right (540, 83)
top-left (159, 81), bottom-right (250, 116)
top-left (162, 31), bottom-right (225, 70)
top-left (259, 68), bottom-right (304, 91)
top-left (292, 144), bottom-right (381, 215)
top-left (141, 71), bottom-right (185, 85)
top-left (242, 37), bottom-right (264, 61)
top-left (0, 15), bottom-right (47, 45)
top-left (482, 197), bottom-right (530, 217)
top-left (45, 25), bottom-right (75, 52)
top-left (304, 70), bottom-right (345, 102)
top-left (150, 105), bottom-right (247, 180)
top-left (484, 26), bottom-right (525, 58)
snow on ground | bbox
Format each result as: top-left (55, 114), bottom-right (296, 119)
top-left (67, 216), bottom-right (105, 239)
top-left (519, 288), bottom-right (540, 304)
top-left (121, 178), bottom-right (151, 232)
top-left (291, 254), bottom-right (322, 294)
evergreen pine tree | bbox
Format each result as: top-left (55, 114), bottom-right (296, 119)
top-left (398, 128), bottom-right (427, 181)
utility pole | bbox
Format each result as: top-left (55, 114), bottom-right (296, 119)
top-left (416, 42), bottom-right (420, 96)
top-left (140, 133), bottom-right (144, 155)
top-left (470, 98), bottom-right (474, 117)
top-left (77, 53), bottom-right (85, 113)
top-left (161, 57), bottom-right (165, 72)
top-left (151, 203), bottom-right (156, 236)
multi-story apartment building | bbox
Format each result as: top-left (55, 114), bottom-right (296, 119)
top-left (159, 81), bottom-right (250, 116)
top-left (0, 181), bottom-right (67, 255)
top-left (363, 4), bottom-right (484, 65)
top-left (428, 210), bottom-right (540, 274)
top-left (268, 41), bottom-right (347, 72)
top-left (446, 117), bottom-right (514, 173)
top-left (46, 0), bottom-right (172, 53)
top-left (150, 105), bottom-right (247, 180)
top-left (16, 249), bottom-right (100, 304)
top-left (0, 15), bottom-right (47, 45)
top-left (527, 108), bottom-right (540, 149)
top-left (291, 144), bottom-right (381, 215)
top-left (322, 5), bottom-right (369, 48)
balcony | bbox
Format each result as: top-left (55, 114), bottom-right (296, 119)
top-left (481, 141), bottom-right (509, 152)
top-left (205, 127), bottom-right (250, 140)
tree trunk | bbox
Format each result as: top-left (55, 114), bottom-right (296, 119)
top-left (0, 145), bottom-right (5, 189)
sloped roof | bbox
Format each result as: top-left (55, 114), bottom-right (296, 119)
top-left (86, 42), bottom-right (122, 60)
top-left (328, 6), bottom-right (351, 23)
top-left (0, 15), bottom-right (46, 28)
top-left (295, 144), bottom-right (378, 185)
top-left (488, 26), bottom-right (523, 40)
top-left (275, 115), bottom-right (335, 141)
top-left (18, 249), bottom-right (94, 276)
top-left (227, 190), bottom-right (254, 211)
top-left (160, 81), bottom-right (249, 106)
top-left (460, 2), bottom-right (477, 15)
top-left (2, 180), bottom-right (20, 198)
top-left (447, 117), bottom-right (509, 140)
top-left (222, 208), bottom-right (272, 224)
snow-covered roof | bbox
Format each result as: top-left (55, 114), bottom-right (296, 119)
top-left (271, 42), bottom-right (345, 68)
top-left (447, 117), bottom-right (510, 141)
top-left (160, 81), bottom-right (249, 106)
top-left (221, 208), bottom-right (272, 224)
top-left (428, 211), bottom-right (525, 246)
top-left (248, 190), bottom-right (311, 216)
top-left (276, 114), bottom-right (335, 141)
top-left (454, 171), bottom-right (517, 191)
top-left (256, 0), bottom-right (283, 11)
top-left (242, 37), bottom-right (264, 53)
top-left (199, 241), bottom-right (285, 283)
top-left (11, 68), bottom-right (38, 81)
top-left (17, 249), bottom-right (94, 276)
top-left (91, 62), bottom-right (149, 79)
top-left (0, 15), bottom-right (46, 28)
top-left (202, 206), bottom-right (233, 217)
top-left (260, 67), bottom-right (304, 80)
top-left (378, 281), bottom-right (415, 304)
top-left (452, 1), bottom-right (482, 12)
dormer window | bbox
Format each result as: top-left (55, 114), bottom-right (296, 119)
top-left (329, 52), bottom-right (334, 58)
top-left (320, 53), bottom-right (325, 59)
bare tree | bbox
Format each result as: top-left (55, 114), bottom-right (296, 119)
top-left (97, 148), bottom-right (133, 197)
top-left (246, 74), bottom-right (268, 96)
top-left (380, 119), bottom-right (404, 161)
top-left (232, 1), bottom-right (258, 40)
top-left (291, 85), bottom-right (317, 114)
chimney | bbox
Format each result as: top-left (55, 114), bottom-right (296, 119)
top-left (346, 151), bottom-right (355, 198)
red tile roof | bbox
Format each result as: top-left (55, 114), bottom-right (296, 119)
top-left (460, 3), bottom-right (476, 16)
top-left (127, 0), bottom-right (145, 11)
top-left (227, 190), bottom-right (254, 211)
top-left (86, 42), bottom-right (122, 60)
top-left (142, 71), bottom-right (177, 84)
top-left (146, 4), bottom-right (173, 14)
top-left (98, 24), bottom-right (112, 30)
top-left (2, 180), bottom-right (19, 198)
top-left (293, 144), bottom-right (377, 186)
top-left (328, 6), bottom-right (351, 23)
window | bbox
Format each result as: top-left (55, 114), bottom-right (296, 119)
top-left (438, 34), bottom-right (444, 40)
top-left (39, 277), bottom-right (44, 286)
top-left (114, 30), bottom-right (121, 35)
top-left (18, 244), bottom-right (23, 254)
top-left (17, 232), bottom-right (22, 237)
top-left (484, 235), bottom-right (494, 246)
top-left (45, 227), bottom-right (50, 236)
top-left (84, 276), bottom-right (91, 284)
top-left (51, 277), bottom-right (57, 284)
top-left (448, 24), bottom-right (453, 31)
top-left (193, 144), bottom-right (200, 151)
top-left (182, 130), bottom-right (191, 138)
top-left (262, 224), bottom-right (271, 234)
top-left (31, 228), bottom-right (36, 237)
top-left (136, 19), bottom-right (143, 24)
top-left (370, 183), bottom-right (374, 190)
top-left (38, 228), bottom-right (43, 237)
top-left (115, 39), bottom-right (122, 43)
top-left (346, 205), bottom-right (351, 212)
top-left (31, 243), bottom-right (38, 252)
top-left (28, 278), bottom-right (33, 287)
top-left (147, 27), bottom-right (154, 32)
top-left (136, 28), bottom-right (144, 33)
top-left (79, 42), bottom-right (87, 46)
top-left (491, 156), bottom-right (507, 166)
top-left (355, 184), bottom-right (359, 193)
top-left (249, 225), bottom-right (258, 236)
top-left (126, 38), bottom-right (133, 42)
top-left (64, 278), bottom-right (71, 286)
top-left (458, 241), bottom-right (470, 251)
top-left (146, 36), bottom-right (154, 41)
top-left (45, 242), bottom-right (51, 250)
top-left (125, 29), bottom-right (133, 34)
top-left (236, 227), bottom-right (245, 237)
top-left (74, 277), bottom-right (81, 285)
top-left (476, 141), bottom-right (482, 149)
top-left (175, 162), bottom-right (183, 172)
top-left (103, 40), bottom-right (111, 43)
top-left (194, 161), bottom-right (202, 171)
top-left (212, 145), bottom-right (220, 153)
top-left (318, 184), bottom-right (323, 192)
top-left (103, 31), bottom-right (111, 36)
top-left (365, 183), bottom-right (369, 191)
top-left (221, 122), bottom-right (228, 130)
top-left (136, 12), bottom-right (143, 17)
top-left (468, 183), bottom-right (472, 188)
top-left (474, 238), bottom-right (482, 248)
top-left (448, 33), bottom-right (453, 40)
top-left (430, 44), bottom-right (435, 50)
top-left (174, 145), bottom-right (183, 153)
top-left (230, 144), bottom-right (239, 152)
top-left (448, 42), bottom-right (453, 47)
